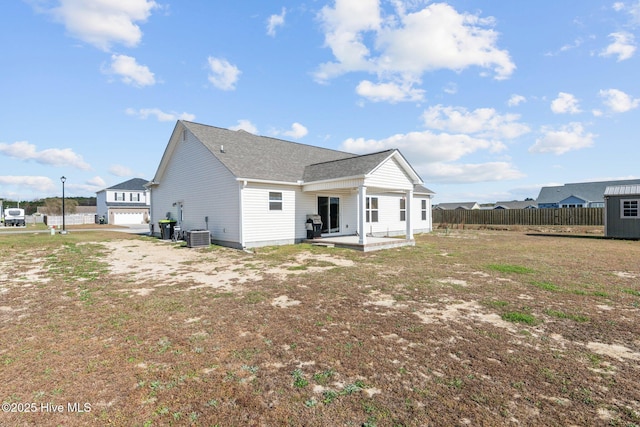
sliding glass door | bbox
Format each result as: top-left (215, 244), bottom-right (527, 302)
top-left (317, 196), bottom-right (340, 234)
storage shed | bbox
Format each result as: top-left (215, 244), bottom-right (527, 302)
top-left (604, 185), bottom-right (640, 239)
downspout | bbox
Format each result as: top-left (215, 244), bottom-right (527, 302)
top-left (239, 180), bottom-right (247, 248)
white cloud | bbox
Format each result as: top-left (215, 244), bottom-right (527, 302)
top-left (267, 8), bottom-right (286, 37)
top-left (422, 105), bottom-right (530, 139)
top-left (600, 32), bottom-right (636, 61)
top-left (126, 107), bottom-right (195, 122)
top-left (550, 92), bottom-right (582, 114)
top-left (283, 123), bottom-right (308, 139)
top-left (229, 119), bottom-right (258, 134)
top-left (207, 57), bottom-right (241, 90)
top-left (443, 82), bottom-right (458, 95)
top-left (107, 54), bottom-right (155, 87)
top-left (599, 88), bottom-right (640, 112)
top-left (339, 126), bottom-right (525, 184)
top-left (48, 0), bottom-right (159, 51)
top-left (109, 165), bottom-right (134, 177)
top-left (315, 1), bottom-right (515, 88)
top-left (356, 80), bottom-right (425, 103)
top-left (0, 176), bottom-right (56, 194)
top-left (507, 94), bottom-right (526, 107)
top-left (529, 122), bottom-right (596, 155)
top-left (87, 176), bottom-right (107, 188)
top-left (613, 1), bottom-right (640, 26)
top-left (425, 162), bottom-right (525, 184)
top-left (0, 141), bottom-right (91, 170)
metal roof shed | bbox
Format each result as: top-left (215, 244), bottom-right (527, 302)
top-left (604, 185), bottom-right (640, 239)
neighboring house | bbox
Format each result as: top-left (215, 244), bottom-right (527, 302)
top-left (493, 200), bottom-right (538, 210)
top-left (147, 121), bottom-right (435, 250)
top-left (604, 185), bottom-right (640, 239)
top-left (96, 178), bottom-right (150, 225)
top-left (434, 202), bottom-right (480, 210)
top-left (537, 179), bottom-right (640, 208)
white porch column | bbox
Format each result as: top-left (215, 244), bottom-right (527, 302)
top-left (358, 185), bottom-right (367, 245)
top-left (405, 189), bottom-right (414, 241)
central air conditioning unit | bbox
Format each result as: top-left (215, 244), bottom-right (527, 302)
top-left (186, 230), bottom-right (210, 248)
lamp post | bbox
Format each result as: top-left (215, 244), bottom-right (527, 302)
top-left (60, 176), bottom-right (67, 234)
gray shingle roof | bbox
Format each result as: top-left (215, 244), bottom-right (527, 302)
top-left (537, 179), bottom-right (640, 205)
top-left (494, 200), bottom-right (538, 209)
top-left (183, 121), bottom-right (355, 182)
top-left (414, 184), bottom-right (435, 195)
top-left (435, 202), bottom-right (479, 210)
top-left (107, 178), bottom-right (150, 191)
top-left (302, 150), bottom-right (396, 182)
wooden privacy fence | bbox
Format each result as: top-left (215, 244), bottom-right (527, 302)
top-left (433, 208), bottom-right (604, 226)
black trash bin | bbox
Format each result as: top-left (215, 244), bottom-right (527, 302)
top-left (159, 220), bottom-right (177, 240)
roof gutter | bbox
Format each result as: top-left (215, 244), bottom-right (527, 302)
top-left (235, 177), bottom-right (301, 186)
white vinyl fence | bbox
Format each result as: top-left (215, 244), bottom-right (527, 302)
top-left (45, 214), bottom-right (97, 227)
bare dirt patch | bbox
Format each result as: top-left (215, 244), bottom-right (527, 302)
top-left (1, 230), bottom-right (639, 426)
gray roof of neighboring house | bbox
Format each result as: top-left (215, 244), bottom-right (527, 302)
top-left (494, 200), bottom-right (538, 209)
top-left (435, 202), bottom-right (479, 210)
top-left (604, 185), bottom-right (640, 196)
top-left (181, 121), bottom-right (432, 193)
top-left (101, 178), bottom-right (150, 192)
top-left (537, 179), bottom-right (640, 205)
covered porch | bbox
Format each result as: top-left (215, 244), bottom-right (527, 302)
top-left (304, 235), bottom-right (415, 252)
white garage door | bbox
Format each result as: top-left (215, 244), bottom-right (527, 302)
top-left (113, 212), bottom-right (145, 225)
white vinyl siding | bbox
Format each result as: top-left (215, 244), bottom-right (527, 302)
top-left (242, 183), bottom-right (296, 247)
top-left (150, 128), bottom-right (240, 245)
top-left (366, 158), bottom-right (413, 190)
top-left (361, 193), bottom-right (432, 237)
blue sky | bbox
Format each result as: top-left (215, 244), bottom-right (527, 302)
top-left (1, 0), bottom-right (639, 204)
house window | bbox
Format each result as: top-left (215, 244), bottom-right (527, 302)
top-left (421, 199), bottom-right (427, 221)
top-left (621, 199), bottom-right (639, 218)
top-left (366, 197), bottom-right (378, 223)
top-left (115, 192), bottom-right (125, 201)
top-left (269, 192), bottom-right (283, 211)
top-left (400, 198), bottom-right (406, 221)
top-left (130, 193), bottom-right (140, 202)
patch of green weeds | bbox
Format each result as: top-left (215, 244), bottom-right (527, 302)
top-left (544, 309), bottom-right (589, 322)
top-left (622, 288), bottom-right (640, 297)
top-left (486, 264), bottom-right (534, 274)
top-left (586, 353), bottom-right (602, 367)
top-left (155, 337), bottom-right (172, 354)
top-left (531, 281), bottom-right (560, 291)
top-left (447, 378), bottom-right (464, 389)
top-left (232, 348), bottom-right (260, 361)
top-left (502, 311), bottom-right (539, 325)
top-left (292, 369), bottom-right (309, 388)
top-left (322, 390), bottom-right (339, 404)
top-left (244, 291), bottom-right (265, 304)
top-left (242, 365), bottom-right (259, 374)
top-left (313, 369), bottom-right (335, 385)
top-left (287, 265), bottom-right (308, 271)
top-left (483, 300), bottom-right (509, 308)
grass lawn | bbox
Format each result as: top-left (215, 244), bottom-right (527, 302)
top-left (0, 229), bottom-right (639, 426)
